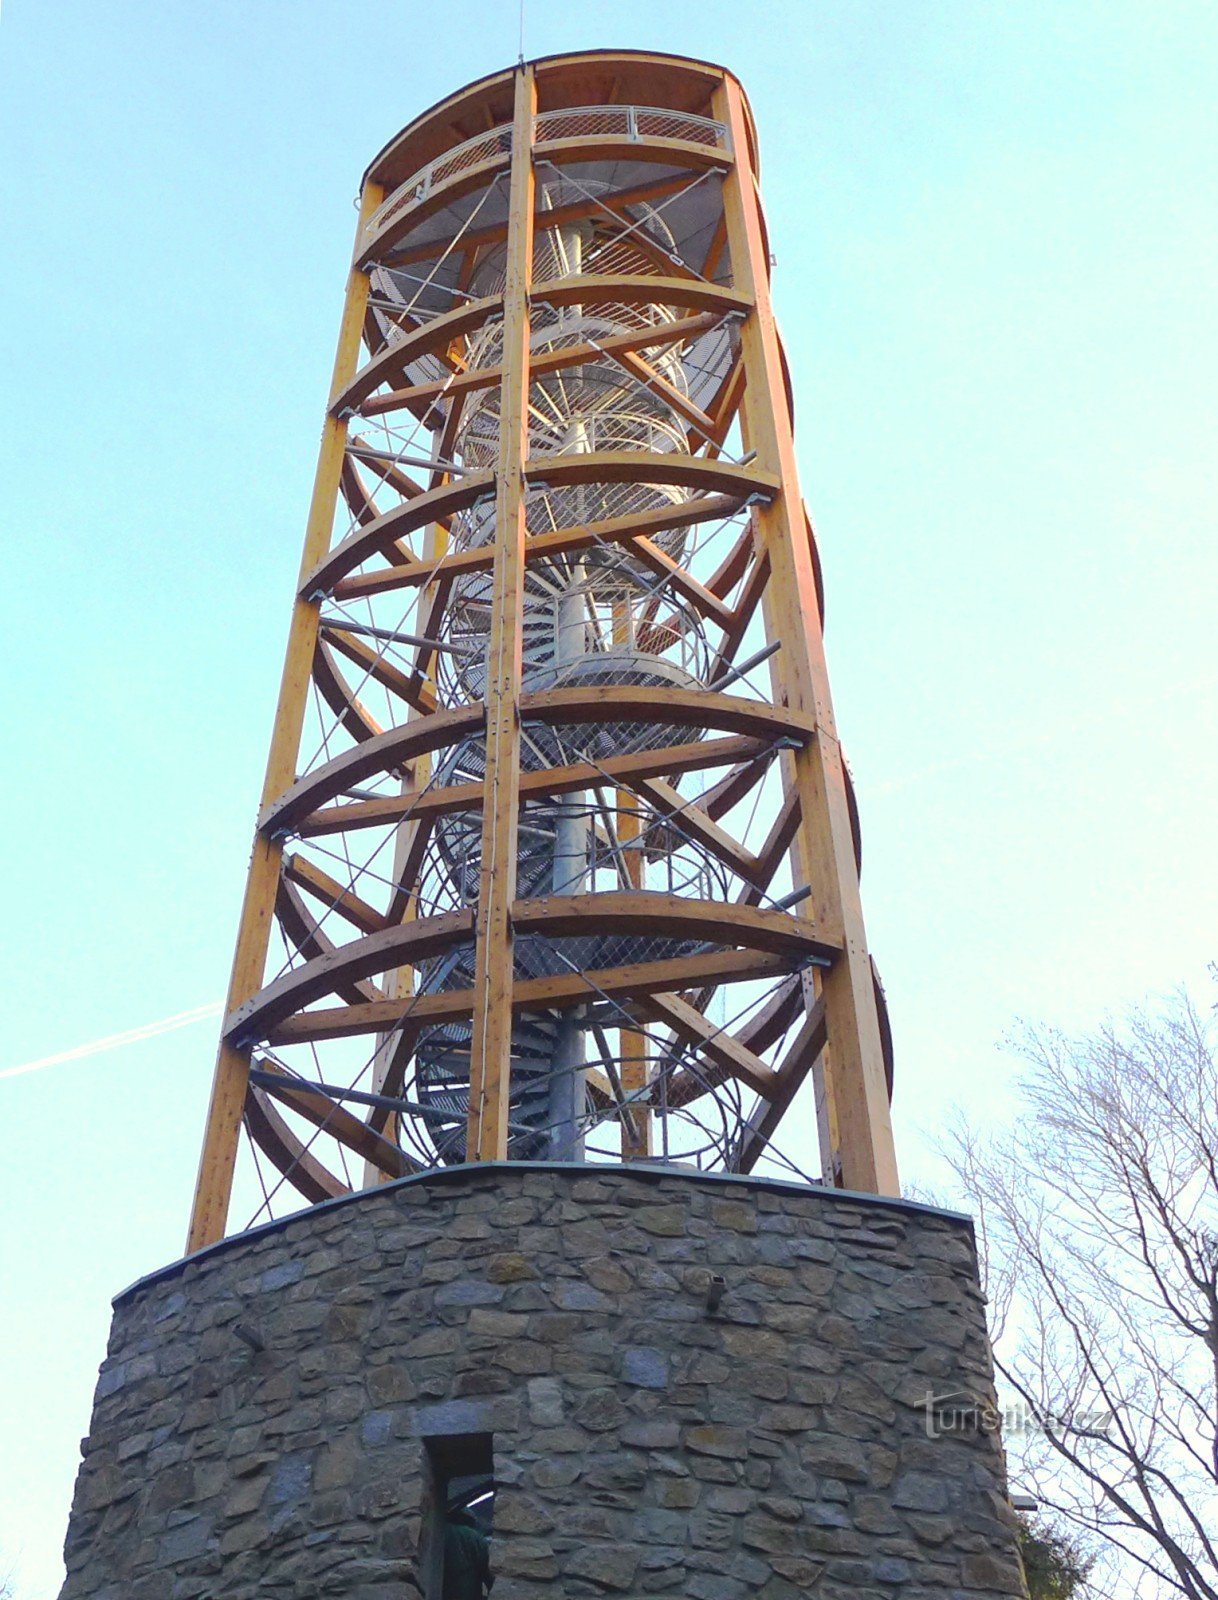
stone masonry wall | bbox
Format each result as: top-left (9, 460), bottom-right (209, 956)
top-left (60, 1164), bottom-right (1028, 1600)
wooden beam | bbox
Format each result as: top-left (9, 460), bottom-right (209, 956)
top-left (332, 491), bottom-right (739, 604)
top-left (334, 278), bottom-right (749, 417)
top-left (708, 539), bottom-right (771, 683)
top-left (252, 1060), bottom-right (418, 1180)
top-left (320, 626), bottom-right (439, 717)
top-left (185, 178), bottom-right (385, 1254)
top-left (244, 1090), bottom-right (348, 1205)
top-left (634, 776), bottom-right (762, 884)
top-left (706, 518), bottom-right (755, 600)
top-left (359, 139), bottom-right (731, 268)
top-left (306, 453), bottom-right (774, 598)
top-left (715, 76), bottom-right (899, 1196)
top-left (298, 733), bottom-right (767, 837)
top-left (261, 686), bottom-right (813, 836)
top-left (615, 790), bottom-right (651, 1159)
top-left (740, 786), bottom-right (801, 902)
top-left (466, 65), bottom-right (536, 1163)
top-left (638, 991), bottom-right (776, 1099)
top-left (612, 346), bottom-right (717, 436)
top-left (625, 536), bottom-right (737, 628)
top-left (269, 948), bottom-right (794, 1046)
top-left (733, 997), bottom-right (828, 1174)
top-left (225, 892), bottom-right (833, 1049)
top-left (312, 639), bottom-right (383, 745)
top-left (275, 878), bottom-right (386, 1007)
top-left (385, 171), bottom-right (705, 269)
top-left (283, 852), bottom-right (387, 936)
top-left (360, 311), bottom-right (720, 418)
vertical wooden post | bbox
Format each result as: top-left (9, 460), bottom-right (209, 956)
top-left (466, 66), bottom-right (536, 1162)
top-left (713, 76), bottom-right (899, 1197)
top-left (617, 796), bottom-right (652, 1159)
top-left (186, 181), bottom-right (385, 1251)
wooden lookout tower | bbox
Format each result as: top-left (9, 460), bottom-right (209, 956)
top-left (60, 54), bottom-right (1029, 1600)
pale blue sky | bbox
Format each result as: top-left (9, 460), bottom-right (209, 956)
top-left (2, 2), bottom-right (1216, 1594)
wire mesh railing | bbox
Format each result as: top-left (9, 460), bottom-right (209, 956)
top-left (365, 105), bottom-right (730, 239)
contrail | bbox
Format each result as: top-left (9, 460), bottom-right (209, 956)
top-left (0, 1001), bottom-right (223, 1082)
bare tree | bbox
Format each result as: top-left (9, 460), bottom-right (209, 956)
top-left (947, 989), bottom-right (1218, 1599)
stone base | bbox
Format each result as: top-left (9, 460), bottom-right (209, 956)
top-left (60, 1164), bottom-right (1027, 1599)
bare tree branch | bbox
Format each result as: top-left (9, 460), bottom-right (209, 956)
top-left (945, 987), bottom-right (1218, 1599)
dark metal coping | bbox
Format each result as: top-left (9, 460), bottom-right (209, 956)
top-left (115, 1162), bottom-right (974, 1309)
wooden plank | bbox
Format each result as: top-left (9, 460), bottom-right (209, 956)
top-left (186, 178), bottom-right (385, 1254)
top-left (466, 65), bottom-right (536, 1163)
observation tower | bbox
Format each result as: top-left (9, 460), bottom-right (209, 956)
top-left (60, 52), bottom-right (1029, 1600)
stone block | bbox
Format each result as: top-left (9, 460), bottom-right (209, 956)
top-left (61, 1166), bottom-right (1025, 1600)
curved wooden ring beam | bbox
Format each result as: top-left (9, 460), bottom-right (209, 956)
top-left (298, 733), bottom-right (770, 838)
top-left (226, 893), bottom-right (833, 1049)
top-left (275, 876), bottom-right (386, 1008)
top-left (358, 140), bottom-right (733, 269)
top-left (330, 491), bottom-right (744, 605)
top-left (267, 948), bottom-right (795, 1048)
top-left (244, 1088), bottom-right (349, 1206)
top-left (304, 453), bottom-right (776, 596)
top-left (334, 276), bottom-right (750, 415)
top-left (312, 639), bottom-right (384, 748)
top-left (261, 687), bottom-right (814, 836)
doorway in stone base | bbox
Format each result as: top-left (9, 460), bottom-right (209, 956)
top-left (420, 1431), bottom-right (496, 1600)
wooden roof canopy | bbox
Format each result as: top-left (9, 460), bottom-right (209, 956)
top-left (362, 49), bottom-right (762, 196)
